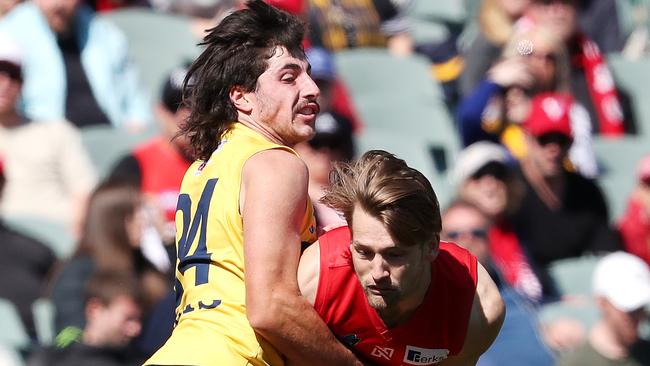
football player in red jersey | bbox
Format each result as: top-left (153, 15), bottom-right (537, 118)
top-left (298, 150), bottom-right (505, 365)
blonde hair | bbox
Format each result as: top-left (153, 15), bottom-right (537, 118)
top-left (322, 150), bottom-right (441, 248)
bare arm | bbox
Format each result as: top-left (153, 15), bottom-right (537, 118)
top-left (297, 241), bottom-right (320, 305)
top-left (242, 150), bottom-right (361, 366)
top-left (441, 262), bottom-right (505, 366)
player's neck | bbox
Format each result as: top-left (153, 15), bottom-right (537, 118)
top-left (238, 117), bottom-right (290, 147)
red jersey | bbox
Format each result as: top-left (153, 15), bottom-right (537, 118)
top-left (133, 137), bottom-right (191, 223)
top-left (314, 226), bottom-right (478, 365)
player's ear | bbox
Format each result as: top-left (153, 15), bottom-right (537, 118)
top-left (230, 85), bottom-right (253, 113)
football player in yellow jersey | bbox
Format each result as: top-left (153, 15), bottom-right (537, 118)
top-left (145, 1), bottom-right (363, 365)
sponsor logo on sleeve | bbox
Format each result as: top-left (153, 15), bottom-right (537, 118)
top-left (403, 346), bottom-right (449, 365)
top-left (370, 346), bottom-right (394, 360)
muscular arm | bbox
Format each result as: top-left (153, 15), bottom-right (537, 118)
top-left (242, 150), bottom-right (361, 366)
top-left (441, 262), bottom-right (505, 366)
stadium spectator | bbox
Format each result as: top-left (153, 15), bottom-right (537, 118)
top-left (457, 26), bottom-right (598, 178)
top-left (618, 154), bottom-right (650, 266)
top-left (460, 0), bottom-right (531, 97)
top-left (512, 92), bottom-right (621, 268)
top-left (556, 252), bottom-right (650, 366)
top-left (0, 0), bottom-right (151, 130)
top-left (298, 150), bottom-right (505, 365)
top-left (109, 63), bottom-right (193, 244)
top-left (441, 199), bottom-right (556, 366)
top-left (28, 271), bottom-right (144, 366)
top-left (294, 47), bottom-right (355, 233)
top-left (307, 0), bottom-right (414, 57)
top-left (49, 180), bottom-right (169, 342)
top-left (145, 2), bottom-right (363, 365)
top-left (0, 155), bottom-right (57, 339)
top-left (451, 141), bottom-right (546, 302)
top-left (520, 0), bottom-right (634, 135)
top-left (0, 32), bottom-right (96, 227)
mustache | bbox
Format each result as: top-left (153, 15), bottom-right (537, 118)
top-left (295, 99), bottom-right (321, 114)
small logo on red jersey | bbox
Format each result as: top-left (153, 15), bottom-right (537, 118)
top-left (404, 346), bottom-right (449, 365)
top-left (370, 346), bottom-right (394, 360)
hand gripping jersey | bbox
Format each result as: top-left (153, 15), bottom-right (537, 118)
top-left (146, 123), bottom-right (317, 366)
top-left (315, 227), bottom-right (478, 366)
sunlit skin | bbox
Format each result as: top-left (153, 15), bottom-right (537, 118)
top-left (238, 46), bottom-right (320, 148)
top-left (34, 0), bottom-right (81, 35)
top-left (349, 206), bottom-right (433, 328)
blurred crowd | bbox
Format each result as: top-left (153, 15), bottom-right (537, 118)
top-left (0, 0), bottom-right (650, 365)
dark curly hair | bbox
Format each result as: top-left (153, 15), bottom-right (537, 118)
top-left (181, 0), bottom-right (307, 160)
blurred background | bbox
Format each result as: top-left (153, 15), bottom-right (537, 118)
top-left (1, 0), bottom-right (650, 365)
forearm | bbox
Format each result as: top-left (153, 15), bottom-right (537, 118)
top-left (250, 289), bottom-right (362, 366)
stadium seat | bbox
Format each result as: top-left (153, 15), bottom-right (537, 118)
top-left (540, 255), bottom-right (603, 332)
top-left (0, 299), bottom-right (30, 351)
top-left (592, 136), bottom-right (649, 221)
top-left (81, 125), bottom-right (155, 180)
top-left (3, 215), bottom-right (75, 259)
top-left (356, 129), bottom-right (455, 209)
top-left (334, 48), bottom-right (461, 178)
top-left (538, 299), bottom-right (600, 332)
top-left (32, 299), bottom-right (54, 346)
top-left (410, 0), bottom-right (467, 23)
top-left (548, 255), bottom-right (602, 297)
top-left (101, 9), bottom-right (200, 99)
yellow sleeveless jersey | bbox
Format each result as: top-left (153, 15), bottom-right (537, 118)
top-left (145, 123), bottom-right (317, 366)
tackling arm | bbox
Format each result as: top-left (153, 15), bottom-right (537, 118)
top-left (242, 150), bottom-right (361, 366)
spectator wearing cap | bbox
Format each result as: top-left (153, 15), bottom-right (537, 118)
top-left (109, 63), bottom-right (193, 245)
top-left (618, 155), bottom-right (650, 266)
top-left (294, 47), bottom-right (355, 234)
top-left (519, 0), bottom-right (634, 136)
top-left (512, 92), bottom-right (620, 270)
top-left (0, 32), bottom-right (96, 228)
top-left (441, 200), bottom-right (556, 366)
top-left (0, 0), bottom-right (151, 130)
top-left (557, 252), bottom-right (650, 366)
top-left (452, 141), bottom-right (546, 302)
top-left (457, 25), bottom-right (599, 178)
